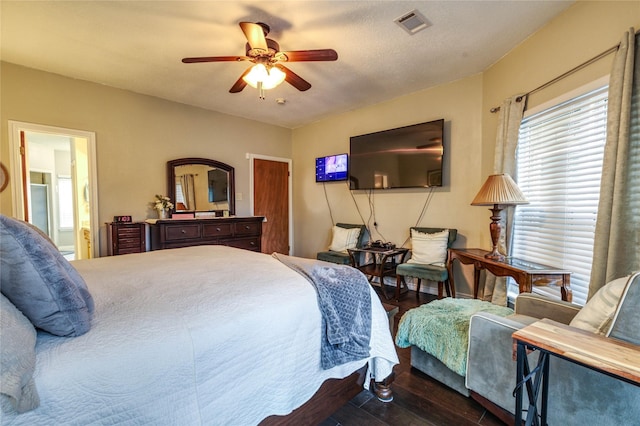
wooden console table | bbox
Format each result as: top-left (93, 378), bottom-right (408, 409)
top-left (448, 248), bottom-right (572, 302)
top-left (513, 319), bottom-right (640, 425)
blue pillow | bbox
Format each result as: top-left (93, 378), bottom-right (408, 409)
top-left (0, 215), bottom-right (94, 337)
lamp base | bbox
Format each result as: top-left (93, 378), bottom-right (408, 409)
top-left (484, 250), bottom-right (505, 262)
top-left (486, 205), bottom-right (506, 262)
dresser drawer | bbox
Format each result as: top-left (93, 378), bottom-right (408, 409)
top-left (164, 224), bottom-right (201, 241)
top-left (235, 221), bottom-right (261, 236)
top-left (202, 222), bottom-right (233, 238)
top-left (224, 237), bottom-right (261, 252)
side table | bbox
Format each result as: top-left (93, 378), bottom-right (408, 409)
top-left (447, 248), bottom-right (572, 302)
top-left (348, 247), bottom-right (409, 300)
top-left (513, 319), bottom-right (640, 425)
top-left (107, 222), bottom-right (146, 256)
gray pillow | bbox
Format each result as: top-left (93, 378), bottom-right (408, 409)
top-left (0, 215), bottom-right (94, 336)
top-left (0, 293), bottom-right (40, 413)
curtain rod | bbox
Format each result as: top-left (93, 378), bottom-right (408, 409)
top-left (489, 43), bottom-right (620, 113)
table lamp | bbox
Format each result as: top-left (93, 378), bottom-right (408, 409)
top-left (471, 173), bottom-right (528, 261)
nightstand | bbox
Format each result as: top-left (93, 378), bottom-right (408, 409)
top-left (107, 222), bottom-right (146, 255)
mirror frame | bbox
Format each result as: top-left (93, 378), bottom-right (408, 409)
top-left (167, 158), bottom-right (235, 216)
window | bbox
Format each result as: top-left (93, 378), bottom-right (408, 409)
top-left (512, 83), bottom-right (608, 306)
top-left (57, 176), bottom-right (74, 229)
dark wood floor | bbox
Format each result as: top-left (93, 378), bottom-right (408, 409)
top-left (319, 287), bottom-right (504, 426)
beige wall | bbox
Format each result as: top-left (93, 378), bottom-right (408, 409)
top-left (292, 1), bottom-right (639, 297)
top-left (0, 62), bottom-right (292, 255)
top-left (292, 74), bottom-right (485, 249)
top-left (292, 74), bottom-right (485, 296)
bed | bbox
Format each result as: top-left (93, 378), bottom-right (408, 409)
top-left (0, 215), bottom-right (398, 425)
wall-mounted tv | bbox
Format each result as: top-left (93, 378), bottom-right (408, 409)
top-left (315, 153), bottom-right (348, 182)
top-left (349, 119), bottom-right (444, 190)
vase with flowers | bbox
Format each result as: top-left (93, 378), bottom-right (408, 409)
top-left (152, 194), bottom-right (173, 219)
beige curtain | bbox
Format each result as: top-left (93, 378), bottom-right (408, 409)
top-left (180, 174), bottom-right (196, 210)
top-left (588, 28), bottom-right (640, 299)
top-left (484, 94), bottom-right (527, 305)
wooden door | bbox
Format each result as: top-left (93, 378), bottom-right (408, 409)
top-left (253, 159), bottom-right (289, 254)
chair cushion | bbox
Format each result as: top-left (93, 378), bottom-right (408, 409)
top-left (0, 215), bottom-right (94, 337)
top-left (569, 275), bottom-right (631, 334)
top-left (317, 251), bottom-right (351, 265)
top-left (397, 262), bottom-right (448, 281)
top-left (407, 229), bottom-right (449, 267)
top-left (328, 225), bottom-right (361, 253)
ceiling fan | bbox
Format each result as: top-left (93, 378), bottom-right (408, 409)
top-left (182, 22), bottom-right (338, 99)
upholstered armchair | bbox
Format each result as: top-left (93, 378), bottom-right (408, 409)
top-left (316, 223), bottom-right (367, 265)
top-left (466, 272), bottom-right (640, 425)
top-left (396, 227), bottom-right (457, 298)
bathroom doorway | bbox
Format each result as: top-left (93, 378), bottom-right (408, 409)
top-left (8, 121), bottom-right (98, 259)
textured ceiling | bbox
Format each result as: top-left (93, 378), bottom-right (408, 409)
top-left (1, 1), bottom-right (574, 128)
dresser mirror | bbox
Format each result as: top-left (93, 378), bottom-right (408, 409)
top-left (167, 158), bottom-right (235, 216)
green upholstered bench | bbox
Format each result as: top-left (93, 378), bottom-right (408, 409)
top-left (396, 228), bottom-right (457, 299)
top-left (316, 223), bottom-right (367, 265)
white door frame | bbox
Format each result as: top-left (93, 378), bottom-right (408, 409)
top-left (8, 121), bottom-right (99, 258)
top-left (247, 153), bottom-right (293, 255)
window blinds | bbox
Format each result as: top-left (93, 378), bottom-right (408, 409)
top-left (512, 85), bottom-right (608, 306)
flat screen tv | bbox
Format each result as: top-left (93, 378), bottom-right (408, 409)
top-left (349, 119), bottom-right (444, 190)
top-left (208, 169), bottom-right (228, 202)
top-left (315, 153), bottom-right (348, 182)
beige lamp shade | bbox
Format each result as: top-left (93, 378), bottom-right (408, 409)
top-left (471, 173), bottom-right (528, 206)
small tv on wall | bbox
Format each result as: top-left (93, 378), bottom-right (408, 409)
top-left (315, 153), bottom-right (348, 182)
top-left (349, 119), bottom-right (444, 190)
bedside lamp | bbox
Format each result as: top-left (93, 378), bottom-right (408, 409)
top-left (471, 173), bottom-right (528, 261)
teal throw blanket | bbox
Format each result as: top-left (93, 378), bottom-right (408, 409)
top-left (395, 298), bottom-right (513, 376)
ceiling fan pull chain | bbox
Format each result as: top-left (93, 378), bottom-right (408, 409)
top-left (258, 81), bottom-right (265, 100)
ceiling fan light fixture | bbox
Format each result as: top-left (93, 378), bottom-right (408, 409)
top-left (243, 64), bottom-right (286, 90)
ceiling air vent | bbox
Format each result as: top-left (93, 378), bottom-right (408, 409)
top-left (394, 9), bottom-right (431, 35)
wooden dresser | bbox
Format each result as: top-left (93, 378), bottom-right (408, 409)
top-left (148, 216), bottom-right (263, 252)
top-left (107, 222), bottom-right (146, 256)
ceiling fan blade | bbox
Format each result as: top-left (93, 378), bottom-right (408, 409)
top-left (279, 49), bottom-right (338, 62)
top-left (239, 22), bottom-right (268, 52)
top-left (182, 56), bottom-right (246, 63)
top-left (229, 67), bottom-right (253, 93)
top-left (275, 64), bottom-right (311, 91)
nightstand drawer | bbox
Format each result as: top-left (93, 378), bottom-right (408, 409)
top-left (116, 227), bottom-right (142, 237)
top-left (164, 224), bottom-right (200, 241)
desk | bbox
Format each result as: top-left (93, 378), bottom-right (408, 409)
top-left (348, 247), bottom-right (409, 300)
top-left (512, 319), bottom-right (640, 426)
top-left (447, 248), bottom-right (572, 302)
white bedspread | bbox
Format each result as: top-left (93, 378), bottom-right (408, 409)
top-left (2, 246), bottom-right (398, 425)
